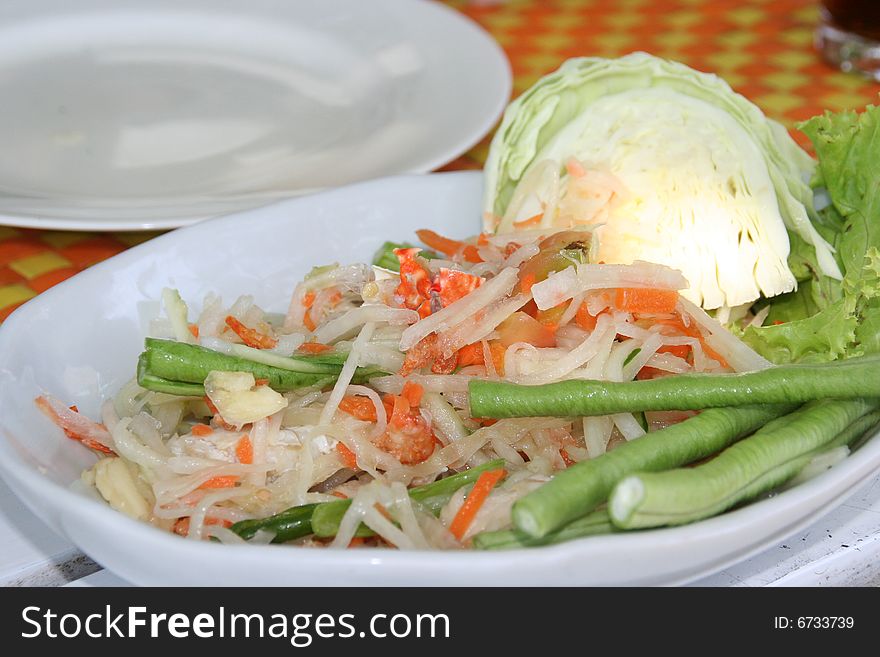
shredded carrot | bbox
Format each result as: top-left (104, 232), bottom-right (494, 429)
top-left (701, 343), bottom-right (730, 370)
top-left (203, 395), bottom-right (239, 431)
top-left (381, 394), bottom-right (397, 419)
top-left (488, 340), bottom-right (506, 376)
top-left (188, 323), bottom-right (200, 339)
top-left (198, 476), bottom-right (239, 490)
top-left (449, 469), bottom-right (507, 541)
top-left (331, 491), bottom-right (349, 499)
top-left (338, 395), bottom-right (378, 422)
top-left (401, 381), bottom-right (424, 407)
top-left (374, 503), bottom-right (394, 521)
top-left (303, 291), bottom-right (316, 308)
top-left (658, 344), bottom-right (691, 360)
top-left (416, 229), bottom-right (482, 263)
top-left (225, 315), bottom-right (278, 349)
top-left (634, 344), bottom-right (693, 380)
top-left (66, 432), bottom-right (113, 454)
top-left (387, 394), bottom-right (411, 429)
top-left (191, 424), bottom-right (213, 437)
top-left (503, 242), bottom-right (522, 258)
top-left (236, 436), bottom-right (253, 464)
top-left (560, 449), bottom-right (575, 467)
top-left (204, 395), bottom-right (219, 414)
top-left (298, 341), bottom-right (332, 354)
top-left (34, 398), bottom-right (115, 455)
top-left (520, 272), bottom-right (536, 294)
top-left (575, 303), bottom-right (599, 331)
top-left (651, 316), bottom-right (699, 337)
top-left (477, 233), bottom-right (490, 246)
top-left (457, 342), bottom-right (484, 368)
top-left (327, 290), bottom-right (343, 307)
top-left (303, 311), bottom-right (317, 332)
top-left (513, 213), bottom-right (543, 228)
top-left (348, 536), bottom-right (367, 547)
top-left (649, 315), bottom-right (730, 370)
top-left (614, 288), bottom-right (679, 314)
top-left (336, 442), bottom-right (358, 469)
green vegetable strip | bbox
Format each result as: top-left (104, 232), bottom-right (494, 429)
top-left (147, 337), bottom-right (341, 375)
top-left (137, 338), bottom-right (386, 395)
top-left (473, 509), bottom-right (615, 550)
top-left (136, 355), bottom-right (206, 396)
top-left (608, 399), bottom-right (880, 529)
top-left (310, 459), bottom-right (506, 538)
top-left (230, 503), bottom-right (319, 543)
top-left (469, 354), bottom-right (880, 418)
top-left (512, 404), bottom-right (795, 538)
top-left (806, 410), bottom-right (880, 464)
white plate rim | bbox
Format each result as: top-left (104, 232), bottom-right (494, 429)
top-left (0, 0), bottom-right (511, 232)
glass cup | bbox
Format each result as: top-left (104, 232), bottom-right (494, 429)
top-left (816, 1), bottom-right (880, 81)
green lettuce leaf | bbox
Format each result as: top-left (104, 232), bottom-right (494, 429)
top-left (743, 104), bottom-right (880, 362)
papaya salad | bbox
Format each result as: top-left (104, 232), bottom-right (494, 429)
top-left (36, 54), bottom-right (880, 550)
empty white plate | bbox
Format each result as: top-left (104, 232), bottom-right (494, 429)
top-left (0, 0), bottom-right (510, 230)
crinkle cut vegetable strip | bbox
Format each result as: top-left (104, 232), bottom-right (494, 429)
top-left (449, 468), bottom-right (507, 541)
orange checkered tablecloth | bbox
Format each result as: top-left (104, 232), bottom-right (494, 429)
top-left (1, 0), bottom-right (878, 323)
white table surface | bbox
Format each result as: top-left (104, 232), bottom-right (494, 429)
top-left (3, 473), bottom-right (879, 587)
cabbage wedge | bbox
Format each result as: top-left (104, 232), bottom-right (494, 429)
top-left (483, 52), bottom-right (840, 309)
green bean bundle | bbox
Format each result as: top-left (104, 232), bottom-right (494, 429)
top-left (512, 404), bottom-right (794, 538)
top-left (609, 400), bottom-right (880, 529)
top-left (473, 510), bottom-right (615, 550)
top-left (230, 504), bottom-right (319, 543)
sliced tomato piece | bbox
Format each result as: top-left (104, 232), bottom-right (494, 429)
top-left (497, 311), bottom-right (556, 348)
top-left (517, 230), bottom-right (591, 293)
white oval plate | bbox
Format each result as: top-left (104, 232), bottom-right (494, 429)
top-left (0, 0), bottom-right (509, 231)
top-left (1, 171), bottom-right (878, 586)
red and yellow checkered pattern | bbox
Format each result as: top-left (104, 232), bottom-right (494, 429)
top-left (1, 0), bottom-right (878, 322)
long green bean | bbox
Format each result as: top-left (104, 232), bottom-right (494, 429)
top-left (473, 509), bottom-right (615, 550)
top-left (230, 503), bottom-right (319, 543)
top-left (608, 400), bottom-right (880, 529)
top-left (512, 404), bottom-right (794, 538)
top-left (137, 338), bottom-right (383, 394)
top-left (310, 459), bottom-right (505, 538)
top-left (468, 354), bottom-right (880, 418)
